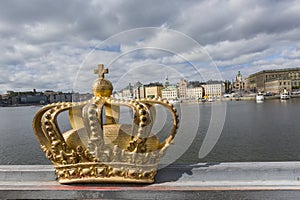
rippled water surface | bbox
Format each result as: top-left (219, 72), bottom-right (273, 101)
top-left (0, 98), bottom-right (299, 165)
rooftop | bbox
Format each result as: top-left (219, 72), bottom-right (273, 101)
top-left (246, 67), bottom-right (300, 78)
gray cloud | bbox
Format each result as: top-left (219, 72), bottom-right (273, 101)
top-left (1, 0), bottom-right (300, 93)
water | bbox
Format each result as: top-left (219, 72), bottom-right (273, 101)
top-left (0, 98), bottom-right (299, 165)
top-left (178, 98), bottom-right (300, 164)
top-left (0, 106), bottom-right (51, 165)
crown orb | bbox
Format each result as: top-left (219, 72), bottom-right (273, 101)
top-left (92, 78), bottom-right (113, 97)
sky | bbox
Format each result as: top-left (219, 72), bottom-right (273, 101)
top-left (1, 0), bottom-right (300, 93)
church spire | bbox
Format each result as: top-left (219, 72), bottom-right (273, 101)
top-left (165, 75), bottom-right (169, 87)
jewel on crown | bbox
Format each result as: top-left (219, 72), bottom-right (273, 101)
top-left (32, 64), bottom-right (179, 183)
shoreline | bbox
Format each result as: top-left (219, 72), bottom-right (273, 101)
top-left (0, 104), bottom-right (45, 108)
top-left (181, 94), bottom-right (300, 104)
top-left (1, 95), bottom-right (300, 107)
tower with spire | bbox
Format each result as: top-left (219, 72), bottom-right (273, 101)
top-left (164, 75), bottom-right (170, 88)
top-left (232, 71), bottom-right (244, 92)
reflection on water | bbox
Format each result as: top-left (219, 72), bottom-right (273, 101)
top-left (0, 98), bottom-right (299, 165)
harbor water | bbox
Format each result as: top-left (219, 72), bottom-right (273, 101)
top-left (0, 98), bottom-right (300, 165)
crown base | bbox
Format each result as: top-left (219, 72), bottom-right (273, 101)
top-left (55, 162), bottom-right (157, 184)
top-left (59, 176), bottom-right (154, 184)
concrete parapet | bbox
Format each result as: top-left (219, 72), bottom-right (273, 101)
top-left (2, 162), bottom-right (300, 199)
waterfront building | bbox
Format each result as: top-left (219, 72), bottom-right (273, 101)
top-left (232, 71), bottom-right (245, 92)
top-left (49, 94), bottom-right (55, 103)
top-left (186, 85), bottom-right (204, 99)
top-left (11, 96), bottom-right (20, 105)
top-left (224, 80), bottom-right (232, 93)
top-left (162, 85), bottom-right (179, 100)
top-left (113, 91), bottom-right (122, 99)
top-left (53, 93), bottom-right (72, 102)
top-left (0, 90), bottom-right (87, 106)
top-left (79, 93), bottom-right (93, 101)
top-left (20, 95), bottom-right (47, 104)
top-left (0, 95), bottom-right (10, 105)
top-left (139, 85), bottom-right (146, 99)
top-left (72, 93), bottom-right (80, 102)
top-left (55, 94), bottom-right (65, 102)
top-left (203, 80), bottom-right (225, 98)
top-left (121, 83), bottom-right (133, 99)
top-left (144, 82), bottom-right (163, 98)
top-left (132, 81), bottom-right (145, 99)
top-left (245, 67), bottom-right (300, 93)
top-left (178, 79), bottom-right (188, 99)
top-left (44, 91), bottom-right (62, 103)
top-left (65, 93), bottom-right (72, 102)
top-left (265, 79), bottom-right (292, 94)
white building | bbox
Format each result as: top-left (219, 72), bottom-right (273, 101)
top-left (162, 85), bottom-right (179, 100)
top-left (186, 86), bottom-right (204, 99)
top-left (121, 83), bottom-right (133, 99)
top-left (122, 89), bottom-right (132, 99)
top-left (203, 81), bottom-right (225, 98)
top-left (132, 81), bottom-right (145, 99)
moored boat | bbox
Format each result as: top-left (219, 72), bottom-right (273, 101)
top-left (280, 89), bottom-right (291, 100)
top-left (168, 99), bottom-right (181, 104)
top-left (256, 92), bottom-right (264, 103)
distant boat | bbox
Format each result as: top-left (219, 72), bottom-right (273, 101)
top-left (280, 89), bottom-right (291, 100)
top-left (207, 97), bottom-right (214, 102)
top-left (168, 99), bottom-right (180, 104)
top-left (256, 92), bottom-right (264, 103)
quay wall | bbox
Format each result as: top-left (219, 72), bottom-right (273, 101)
top-left (2, 162), bottom-right (300, 199)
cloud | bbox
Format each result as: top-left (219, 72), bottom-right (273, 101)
top-left (1, 0), bottom-right (300, 93)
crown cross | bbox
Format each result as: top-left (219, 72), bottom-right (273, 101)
top-left (94, 64), bottom-right (108, 79)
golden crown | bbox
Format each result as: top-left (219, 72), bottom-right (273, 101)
top-left (32, 64), bottom-right (179, 184)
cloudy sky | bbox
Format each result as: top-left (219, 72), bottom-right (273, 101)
top-left (1, 0), bottom-right (300, 93)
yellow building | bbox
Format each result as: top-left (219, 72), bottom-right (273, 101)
top-left (232, 71), bottom-right (245, 91)
top-left (264, 79), bottom-right (292, 94)
top-left (145, 83), bottom-right (163, 98)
